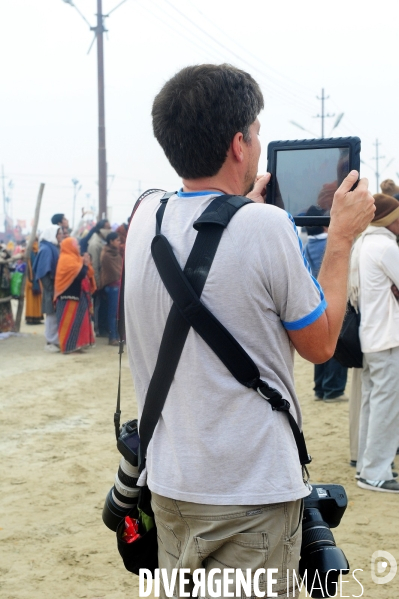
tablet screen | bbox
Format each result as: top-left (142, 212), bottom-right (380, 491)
top-left (274, 147), bottom-right (349, 216)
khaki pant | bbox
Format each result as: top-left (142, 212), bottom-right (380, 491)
top-left (151, 492), bottom-right (303, 599)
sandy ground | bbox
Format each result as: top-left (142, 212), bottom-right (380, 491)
top-left (1, 306), bottom-right (399, 599)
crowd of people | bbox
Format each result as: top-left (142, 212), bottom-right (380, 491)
top-left (0, 212), bottom-right (125, 354)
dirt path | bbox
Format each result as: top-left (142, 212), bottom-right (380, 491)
top-left (1, 317), bottom-right (398, 598)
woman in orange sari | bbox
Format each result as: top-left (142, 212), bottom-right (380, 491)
top-left (54, 237), bottom-right (96, 353)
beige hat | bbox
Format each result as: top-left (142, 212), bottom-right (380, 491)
top-left (380, 179), bottom-right (399, 196)
top-left (372, 193), bottom-right (399, 227)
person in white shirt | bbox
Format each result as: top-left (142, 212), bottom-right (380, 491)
top-left (350, 193), bottom-right (399, 492)
top-left (125, 64), bottom-right (375, 595)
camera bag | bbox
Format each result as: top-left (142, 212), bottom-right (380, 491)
top-left (115, 191), bottom-right (311, 575)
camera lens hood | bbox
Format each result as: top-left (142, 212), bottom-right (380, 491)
top-left (299, 546), bottom-right (349, 598)
top-left (102, 488), bottom-right (135, 532)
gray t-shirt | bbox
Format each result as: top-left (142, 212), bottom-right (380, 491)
top-left (125, 191), bottom-right (326, 505)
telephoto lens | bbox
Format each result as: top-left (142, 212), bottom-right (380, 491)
top-left (102, 456), bottom-right (140, 531)
top-left (299, 484), bottom-right (349, 598)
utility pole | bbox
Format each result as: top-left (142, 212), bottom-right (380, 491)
top-left (62, 0), bottom-right (127, 220)
top-left (1, 165), bottom-right (6, 232)
top-left (71, 178), bottom-right (82, 229)
top-left (94, 0), bottom-right (107, 220)
top-left (314, 89), bottom-right (335, 138)
top-left (1, 165), bottom-right (13, 233)
top-left (373, 139), bottom-right (385, 194)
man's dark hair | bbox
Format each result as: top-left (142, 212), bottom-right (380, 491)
top-left (51, 213), bottom-right (64, 225)
top-left (152, 64), bottom-right (264, 179)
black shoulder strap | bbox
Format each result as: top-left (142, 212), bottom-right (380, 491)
top-left (117, 192), bottom-right (311, 473)
top-left (138, 194), bottom-right (252, 471)
top-left (149, 195), bottom-right (311, 468)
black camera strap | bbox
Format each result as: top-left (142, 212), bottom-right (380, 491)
top-left (149, 197), bottom-right (311, 470)
top-left (138, 194), bottom-right (253, 471)
top-left (116, 190), bottom-right (311, 478)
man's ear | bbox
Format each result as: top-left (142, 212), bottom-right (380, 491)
top-left (231, 131), bottom-right (245, 163)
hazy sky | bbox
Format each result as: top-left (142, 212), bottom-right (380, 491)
top-left (1, 0), bottom-right (398, 231)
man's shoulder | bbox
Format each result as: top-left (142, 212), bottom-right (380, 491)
top-left (232, 201), bottom-right (293, 226)
top-left (135, 189), bottom-right (167, 207)
top-left (128, 190), bottom-right (168, 222)
top-left (228, 202), bottom-right (298, 244)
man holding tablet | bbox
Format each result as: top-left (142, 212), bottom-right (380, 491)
top-left (124, 64), bottom-right (375, 597)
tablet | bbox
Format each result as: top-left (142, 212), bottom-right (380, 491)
top-left (265, 137), bottom-right (361, 226)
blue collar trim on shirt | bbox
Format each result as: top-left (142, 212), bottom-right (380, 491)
top-left (177, 189), bottom-right (224, 197)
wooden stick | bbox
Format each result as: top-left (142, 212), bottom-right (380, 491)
top-left (14, 183), bottom-right (45, 332)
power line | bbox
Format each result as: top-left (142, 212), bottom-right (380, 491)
top-left (136, 0), bottom-right (226, 64)
top-left (329, 98), bottom-right (374, 146)
top-left (107, 0), bottom-right (129, 16)
top-left (133, 0), bottom-right (323, 117)
top-left (158, 0), bottom-right (316, 114)
top-left (183, 0), bottom-right (317, 108)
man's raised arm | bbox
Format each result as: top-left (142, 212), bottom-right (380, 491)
top-left (288, 170), bottom-right (375, 363)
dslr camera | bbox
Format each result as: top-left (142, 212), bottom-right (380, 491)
top-left (102, 422), bottom-right (350, 599)
top-left (300, 483), bottom-right (349, 598)
top-left (102, 419), bottom-right (140, 531)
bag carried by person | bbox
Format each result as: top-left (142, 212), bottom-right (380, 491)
top-left (333, 302), bottom-right (362, 368)
top-left (111, 191), bottom-right (311, 575)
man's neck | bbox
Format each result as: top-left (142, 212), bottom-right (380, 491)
top-left (182, 173), bottom-right (244, 196)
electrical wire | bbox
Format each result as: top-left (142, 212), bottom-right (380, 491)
top-left (329, 98), bottom-right (373, 145)
top-left (159, 0), bottom-right (316, 114)
top-left (182, 0), bottom-right (317, 106)
top-left (140, 0), bottom-right (301, 110)
top-left (65, 0), bottom-right (92, 29)
top-left (107, 0), bottom-right (129, 17)
top-left (135, 0), bottom-right (228, 65)
top-left (329, 98), bottom-right (396, 173)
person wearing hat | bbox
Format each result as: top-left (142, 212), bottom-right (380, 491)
top-left (380, 179), bottom-right (399, 198)
top-left (349, 193), bottom-right (399, 492)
